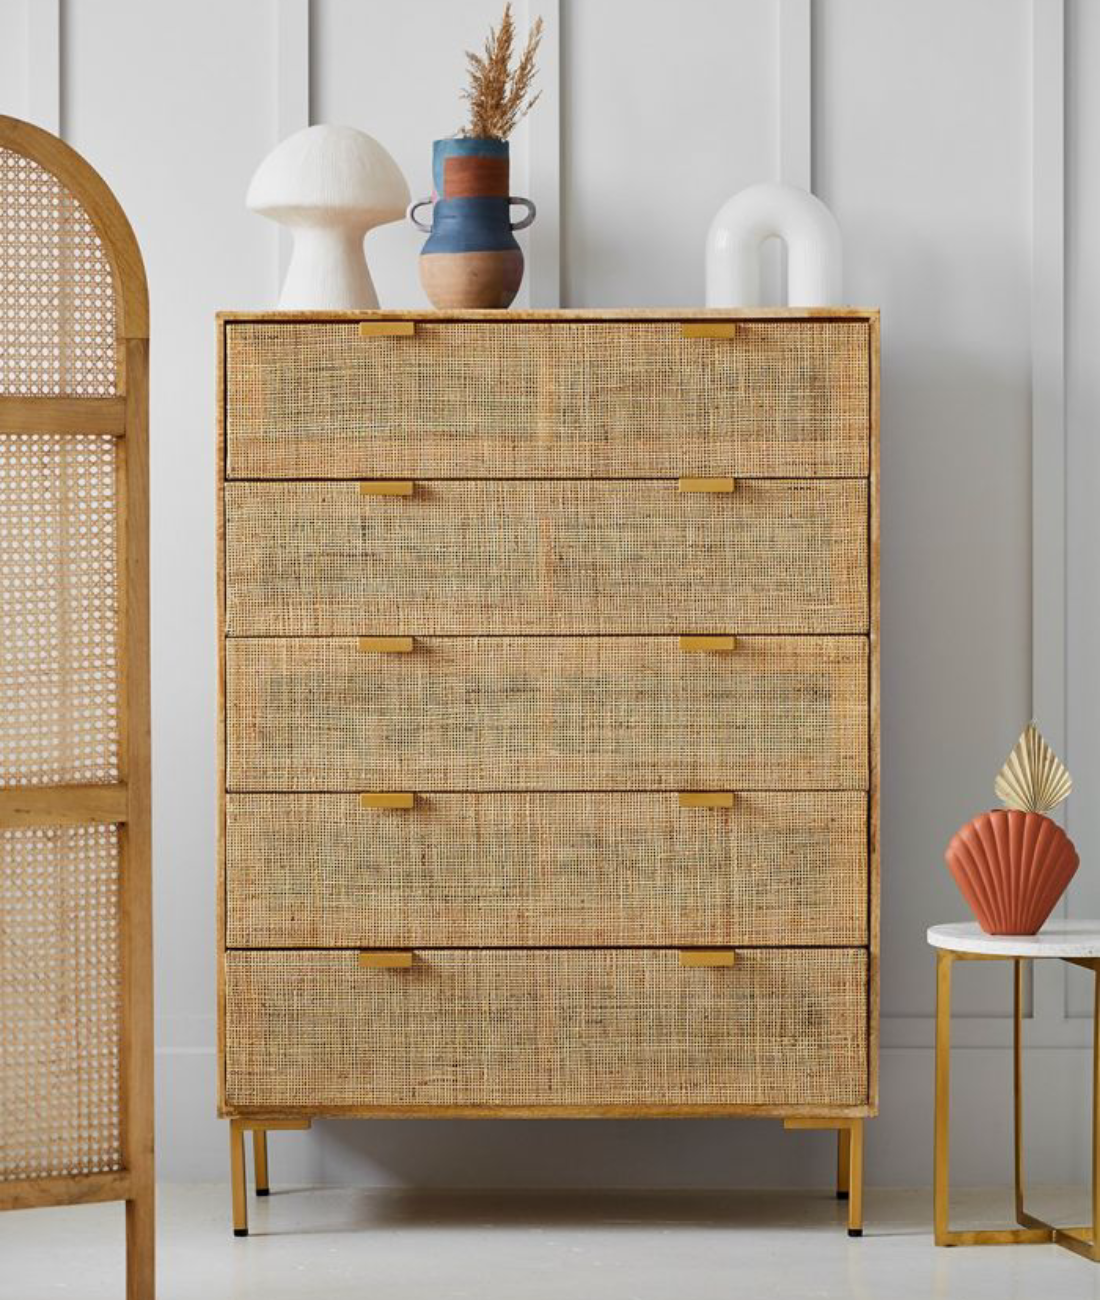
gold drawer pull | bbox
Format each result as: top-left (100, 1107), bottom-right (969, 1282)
top-left (681, 322), bottom-right (738, 340)
top-left (358, 636), bottom-right (414, 653)
top-left (360, 480), bottom-right (414, 496)
top-left (358, 321), bottom-right (416, 338)
top-left (679, 949), bottom-right (737, 967)
top-left (358, 950), bottom-right (414, 969)
top-left (679, 635), bottom-right (737, 652)
top-left (679, 477), bottom-right (735, 493)
top-left (679, 792), bottom-right (735, 809)
top-left (360, 792), bottom-right (416, 810)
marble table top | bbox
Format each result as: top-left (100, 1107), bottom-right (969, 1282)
top-left (927, 919), bottom-right (1100, 958)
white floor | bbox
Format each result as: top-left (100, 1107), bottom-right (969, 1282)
top-left (4, 1185), bottom-right (1100, 1299)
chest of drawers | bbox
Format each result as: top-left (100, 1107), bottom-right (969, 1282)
top-left (216, 309), bottom-right (880, 1234)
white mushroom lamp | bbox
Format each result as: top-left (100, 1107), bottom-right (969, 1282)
top-left (247, 124), bottom-right (410, 309)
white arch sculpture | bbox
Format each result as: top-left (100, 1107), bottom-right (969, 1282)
top-left (705, 182), bottom-right (843, 307)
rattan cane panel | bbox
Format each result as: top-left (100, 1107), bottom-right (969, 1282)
top-left (226, 792), bottom-right (868, 948)
top-left (0, 824), bottom-right (122, 1180)
top-left (225, 321), bottom-right (869, 479)
top-left (224, 480), bottom-right (869, 636)
top-left (0, 434), bottom-right (119, 786)
top-left (225, 636), bottom-right (868, 792)
top-left (224, 948), bottom-right (868, 1108)
top-left (0, 147), bottom-right (116, 397)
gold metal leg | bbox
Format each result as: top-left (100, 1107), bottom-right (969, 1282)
top-left (1012, 958), bottom-right (1100, 1258)
top-left (837, 1127), bottom-right (851, 1201)
top-left (783, 1117), bottom-right (864, 1234)
top-left (935, 950), bottom-right (1050, 1247)
top-left (1094, 966), bottom-right (1099, 1254)
top-left (847, 1120), bottom-right (864, 1236)
top-left (933, 950), bottom-right (952, 1245)
top-left (253, 1129), bottom-right (269, 1197)
top-left (230, 1120), bottom-right (248, 1238)
top-left (1014, 958), bottom-right (1025, 1224)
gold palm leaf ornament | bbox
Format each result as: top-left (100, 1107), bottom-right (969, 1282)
top-left (994, 722), bottom-right (1073, 815)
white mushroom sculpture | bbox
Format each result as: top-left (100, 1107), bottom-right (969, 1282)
top-left (247, 124), bottom-right (410, 309)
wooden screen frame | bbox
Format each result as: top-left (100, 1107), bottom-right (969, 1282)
top-left (0, 115), bottom-right (153, 1299)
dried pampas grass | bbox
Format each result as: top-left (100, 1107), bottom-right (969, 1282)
top-left (461, 3), bottom-right (544, 141)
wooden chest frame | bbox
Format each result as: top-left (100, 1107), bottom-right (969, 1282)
top-left (215, 307), bottom-right (879, 1234)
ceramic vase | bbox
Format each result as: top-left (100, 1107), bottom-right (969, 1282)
top-left (409, 138), bottom-right (535, 309)
top-left (944, 809), bottom-right (1079, 935)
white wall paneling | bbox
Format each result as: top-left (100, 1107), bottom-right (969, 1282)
top-left (1029, 0), bottom-right (1069, 1026)
top-left (520, 0), bottom-right (560, 306)
top-left (1065, 0), bottom-right (1100, 1020)
top-left (777, 0), bottom-right (811, 189)
top-left (26, 0), bottom-right (59, 133)
top-left (0, 1), bottom-right (29, 120)
top-left (0, 0), bottom-right (1096, 1188)
top-left (274, 0), bottom-right (311, 282)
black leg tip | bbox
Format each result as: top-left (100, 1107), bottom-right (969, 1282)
top-left (256, 1188), bottom-right (270, 1197)
top-left (233, 1228), bottom-right (248, 1238)
top-left (836, 1191), bottom-right (849, 1201)
top-left (847, 1228), bottom-right (863, 1238)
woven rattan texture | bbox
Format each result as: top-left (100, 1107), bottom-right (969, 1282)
top-left (226, 792), bottom-right (868, 948)
top-left (224, 947), bottom-right (867, 1108)
top-left (0, 824), bottom-right (121, 1180)
top-left (225, 321), bottom-right (870, 479)
top-left (224, 479), bottom-right (868, 636)
top-left (225, 636), bottom-right (868, 792)
top-left (0, 147), bottom-right (116, 397)
top-left (0, 434), bottom-right (119, 785)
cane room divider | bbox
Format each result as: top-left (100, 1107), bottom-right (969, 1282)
top-left (0, 116), bottom-right (153, 1298)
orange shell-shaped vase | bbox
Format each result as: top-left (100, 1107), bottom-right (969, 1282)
top-left (944, 809), bottom-right (1079, 935)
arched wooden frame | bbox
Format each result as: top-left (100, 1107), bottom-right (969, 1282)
top-left (0, 116), bottom-right (152, 1299)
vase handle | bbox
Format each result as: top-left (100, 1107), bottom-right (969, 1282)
top-left (407, 197), bottom-right (434, 233)
top-left (509, 197), bottom-right (536, 231)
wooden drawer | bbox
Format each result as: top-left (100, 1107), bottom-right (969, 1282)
top-left (224, 479), bottom-right (869, 636)
top-left (223, 948), bottom-right (868, 1109)
top-left (225, 636), bottom-right (869, 792)
top-left (225, 791), bottom-right (868, 948)
top-left (224, 321), bottom-right (870, 480)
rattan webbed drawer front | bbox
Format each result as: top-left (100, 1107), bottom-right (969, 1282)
top-left (223, 948), bottom-right (868, 1110)
top-left (225, 636), bottom-right (868, 792)
top-left (224, 479), bottom-right (869, 636)
top-left (224, 320), bottom-right (870, 480)
top-left (225, 791), bottom-right (868, 948)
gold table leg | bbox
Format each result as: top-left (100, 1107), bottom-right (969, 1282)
top-left (847, 1119), bottom-right (864, 1236)
top-left (253, 1129), bottom-right (270, 1197)
top-left (228, 1119), bottom-right (311, 1236)
top-left (230, 1120), bottom-right (248, 1238)
top-left (837, 1127), bottom-right (851, 1201)
top-left (783, 1117), bottom-right (863, 1235)
top-left (933, 949), bottom-right (1050, 1247)
top-left (1016, 958), bottom-right (1100, 1261)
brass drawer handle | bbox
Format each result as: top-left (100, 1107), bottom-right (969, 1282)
top-left (358, 636), bottom-right (415, 653)
top-left (679, 635), bottom-right (736, 652)
top-left (358, 950), bottom-right (414, 969)
top-left (358, 321), bottom-right (416, 338)
top-left (679, 949), bottom-right (737, 967)
top-left (679, 792), bottom-right (735, 809)
top-left (681, 322), bottom-right (738, 340)
top-left (360, 480), bottom-right (415, 496)
top-left (679, 477), bottom-right (735, 493)
top-left (360, 792), bottom-right (416, 810)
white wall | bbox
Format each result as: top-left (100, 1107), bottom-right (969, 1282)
top-left (1, 0), bottom-right (1095, 1191)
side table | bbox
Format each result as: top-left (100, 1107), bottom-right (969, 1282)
top-left (929, 920), bottom-right (1100, 1261)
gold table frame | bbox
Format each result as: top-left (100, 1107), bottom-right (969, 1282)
top-left (934, 947), bottom-right (1100, 1261)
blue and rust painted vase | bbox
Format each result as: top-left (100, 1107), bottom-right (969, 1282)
top-left (408, 137), bottom-right (535, 309)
